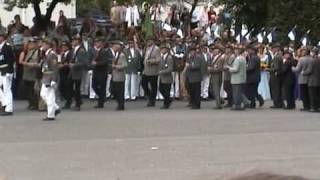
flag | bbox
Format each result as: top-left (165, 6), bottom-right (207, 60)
top-left (301, 37), bottom-right (308, 46)
top-left (214, 25), bottom-right (221, 39)
top-left (206, 26), bottom-right (211, 36)
top-left (163, 23), bottom-right (172, 31)
top-left (257, 33), bottom-right (263, 43)
top-left (177, 29), bottom-right (183, 38)
top-left (236, 34), bottom-right (241, 43)
top-left (267, 33), bottom-right (272, 43)
top-left (288, 29), bottom-right (295, 41)
top-left (241, 24), bottom-right (248, 36)
top-left (142, 10), bottom-right (153, 39)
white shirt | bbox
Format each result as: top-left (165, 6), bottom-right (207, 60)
top-left (83, 41), bottom-right (89, 51)
top-left (0, 41), bottom-right (5, 51)
top-left (45, 48), bottom-right (53, 56)
top-left (130, 48), bottom-right (135, 58)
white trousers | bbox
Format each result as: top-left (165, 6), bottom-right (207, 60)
top-left (0, 73), bottom-right (13, 112)
top-left (40, 83), bottom-right (59, 118)
top-left (201, 75), bottom-right (210, 99)
top-left (125, 73), bottom-right (138, 100)
top-left (88, 70), bottom-right (97, 99)
top-left (170, 72), bottom-right (181, 98)
top-left (106, 74), bottom-right (112, 98)
top-left (156, 77), bottom-right (164, 100)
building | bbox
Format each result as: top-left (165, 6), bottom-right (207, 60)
top-left (0, 0), bottom-right (76, 27)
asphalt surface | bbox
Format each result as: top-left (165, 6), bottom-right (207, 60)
top-left (0, 100), bottom-right (319, 180)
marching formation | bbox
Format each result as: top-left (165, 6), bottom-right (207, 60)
top-left (0, 2), bottom-right (320, 121)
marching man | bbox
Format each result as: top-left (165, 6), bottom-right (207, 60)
top-left (40, 38), bottom-right (61, 121)
top-left (0, 30), bottom-right (15, 116)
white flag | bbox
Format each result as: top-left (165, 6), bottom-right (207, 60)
top-left (301, 37), bottom-right (307, 46)
top-left (236, 34), bottom-right (241, 43)
top-left (267, 33), bottom-right (272, 43)
top-left (257, 33), bottom-right (263, 43)
top-left (214, 25), bottom-right (221, 39)
top-left (241, 24), bottom-right (248, 36)
top-left (177, 29), bottom-right (183, 38)
top-left (288, 30), bottom-right (295, 41)
top-left (163, 23), bottom-right (172, 31)
top-left (206, 26), bottom-right (211, 36)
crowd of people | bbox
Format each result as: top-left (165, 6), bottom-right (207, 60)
top-left (0, 1), bottom-right (320, 121)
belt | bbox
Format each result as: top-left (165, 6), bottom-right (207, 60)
top-left (0, 64), bottom-right (8, 69)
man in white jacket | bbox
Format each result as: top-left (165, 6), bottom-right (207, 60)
top-left (125, 2), bottom-right (140, 28)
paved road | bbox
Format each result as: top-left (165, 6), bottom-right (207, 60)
top-left (0, 100), bottom-right (319, 180)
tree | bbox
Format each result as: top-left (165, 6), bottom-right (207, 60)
top-left (3, 0), bottom-right (72, 32)
top-left (215, 0), bottom-right (320, 45)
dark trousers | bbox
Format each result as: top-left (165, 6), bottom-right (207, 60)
top-left (24, 80), bottom-right (38, 108)
top-left (113, 81), bottom-right (125, 108)
top-left (309, 86), bottom-right (320, 111)
top-left (245, 82), bottom-right (262, 107)
top-left (300, 84), bottom-right (310, 110)
top-left (232, 84), bottom-right (245, 108)
top-left (71, 80), bottom-right (82, 107)
top-left (159, 82), bottom-right (172, 107)
top-left (188, 81), bottom-right (201, 108)
top-left (141, 75), bottom-right (158, 104)
top-left (224, 80), bottom-right (233, 106)
top-left (282, 83), bottom-right (296, 108)
top-left (92, 75), bottom-right (107, 106)
top-left (270, 75), bottom-right (284, 107)
top-left (59, 76), bottom-right (72, 105)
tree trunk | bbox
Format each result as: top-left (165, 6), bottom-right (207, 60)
top-left (32, 0), bottom-right (60, 34)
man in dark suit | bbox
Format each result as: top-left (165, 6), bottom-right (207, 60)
top-left (69, 35), bottom-right (88, 111)
top-left (159, 43), bottom-right (174, 109)
top-left (269, 43), bottom-right (284, 108)
top-left (185, 45), bottom-right (203, 109)
top-left (0, 30), bottom-right (15, 116)
top-left (280, 50), bottom-right (296, 109)
top-left (58, 41), bottom-right (73, 109)
top-left (91, 37), bottom-right (108, 108)
top-left (245, 45), bottom-right (264, 108)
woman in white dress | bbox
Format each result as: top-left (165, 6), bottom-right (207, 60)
top-left (258, 45), bottom-right (271, 100)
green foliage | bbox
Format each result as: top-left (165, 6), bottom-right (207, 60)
top-left (3, 0), bottom-right (71, 11)
top-left (215, 0), bottom-right (320, 45)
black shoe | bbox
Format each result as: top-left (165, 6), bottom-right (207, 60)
top-left (73, 106), bottom-right (81, 111)
top-left (231, 107), bottom-right (244, 111)
top-left (116, 106), bottom-right (125, 111)
top-left (160, 105), bottom-right (169, 110)
top-left (259, 99), bottom-right (264, 107)
top-left (147, 102), bottom-right (155, 107)
top-left (270, 105), bottom-right (282, 109)
top-left (191, 106), bottom-right (200, 110)
top-left (214, 106), bottom-right (223, 110)
top-left (63, 104), bottom-right (71, 110)
top-left (224, 104), bottom-right (232, 108)
top-left (309, 109), bottom-right (320, 113)
top-left (94, 104), bottom-right (104, 109)
top-left (284, 107), bottom-right (295, 110)
top-left (43, 117), bottom-right (55, 121)
top-left (0, 112), bottom-right (13, 116)
top-left (55, 109), bottom-right (61, 116)
top-left (300, 108), bottom-right (310, 112)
